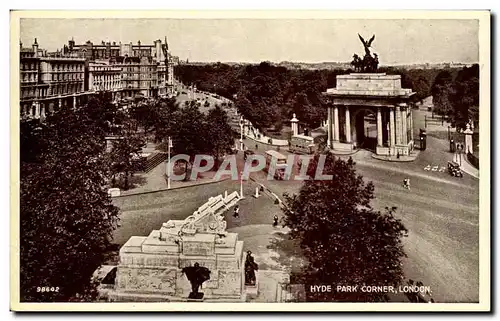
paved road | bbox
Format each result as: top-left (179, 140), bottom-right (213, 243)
top-left (111, 177), bottom-right (282, 246)
top-left (242, 142), bottom-right (479, 303)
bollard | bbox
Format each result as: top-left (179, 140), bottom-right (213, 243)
top-left (254, 187), bottom-right (260, 198)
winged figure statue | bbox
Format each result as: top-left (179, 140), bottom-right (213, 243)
top-left (358, 34), bottom-right (375, 56)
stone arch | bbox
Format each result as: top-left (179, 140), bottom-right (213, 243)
top-left (350, 107), bottom-right (378, 151)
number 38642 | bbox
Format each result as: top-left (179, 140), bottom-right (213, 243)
top-left (37, 286), bottom-right (59, 293)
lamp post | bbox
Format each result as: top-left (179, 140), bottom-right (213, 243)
top-left (239, 116), bottom-right (244, 151)
top-left (167, 136), bottom-right (173, 189)
top-left (239, 171), bottom-right (244, 199)
top-left (458, 144), bottom-right (463, 167)
top-left (448, 125), bottom-right (451, 141)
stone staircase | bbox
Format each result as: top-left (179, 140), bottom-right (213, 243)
top-left (144, 151), bottom-right (168, 173)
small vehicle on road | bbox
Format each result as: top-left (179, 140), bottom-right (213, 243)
top-left (289, 134), bottom-right (317, 154)
top-left (264, 150), bottom-right (288, 180)
top-left (244, 149), bottom-right (255, 161)
top-left (447, 161), bottom-right (463, 178)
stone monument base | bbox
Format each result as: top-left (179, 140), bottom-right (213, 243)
top-left (107, 290), bottom-right (246, 302)
top-left (332, 141), bottom-right (354, 152)
top-left (106, 191), bottom-right (247, 303)
top-left (188, 292), bottom-right (204, 300)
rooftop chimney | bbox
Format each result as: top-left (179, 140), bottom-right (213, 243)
top-left (32, 38), bottom-right (39, 58)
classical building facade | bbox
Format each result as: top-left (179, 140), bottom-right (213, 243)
top-left (64, 37), bottom-right (174, 98)
top-left (114, 56), bottom-right (158, 98)
top-left (88, 61), bottom-right (123, 101)
top-left (20, 37), bottom-right (175, 118)
top-left (322, 73), bottom-right (416, 156)
top-left (20, 39), bottom-right (87, 119)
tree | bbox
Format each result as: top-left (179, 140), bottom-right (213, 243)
top-left (453, 65), bottom-right (479, 129)
top-left (20, 95), bottom-right (120, 302)
top-left (129, 97), bottom-right (180, 142)
top-left (129, 103), bottom-right (153, 134)
top-left (107, 133), bottom-right (145, 190)
top-left (175, 63), bottom-right (455, 132)
top-left (206, 106), bottom-right (235, 167)
top-left (432, 82), bottom-right (456, 117)
top-left (431, 65), bottom-right (479, 129)
top-left (171, 102), bottom-right (208, 178)
top-left (282, 153), bottom-right (408, 302)
top-left (152, 97), bottom-right (180, 143)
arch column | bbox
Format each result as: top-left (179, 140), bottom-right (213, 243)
top-left (345, 106), bottom-right (351, 143)
top-left (402, 107), bottom-right (408, 145)
top-left (409, 109), bottom-right (414, 142)
top-left (327, 105), bottom-right (332, 148)
top-left (389, 108), bottom-right (395, 148)
top-left (333, 106), bottom-right (339, 141)
top-left (395, 106), bottom-right (401, 145)
top-left (376, 107), bottom-right (383, 146)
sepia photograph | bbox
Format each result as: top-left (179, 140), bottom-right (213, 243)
top-left (10, 10), bottom-right (490, 312)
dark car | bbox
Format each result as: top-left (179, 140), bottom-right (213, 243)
top-left (244, 149), bottom-right (255, 160)
top-left (447, 161), bottom-right (463, 178)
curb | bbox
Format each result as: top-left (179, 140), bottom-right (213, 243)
top-left (248, 177), bottom-right (288, 209)
top-left (244, 134), bottom-right (289, 147)
top-left (459, 155), bottom-right (480, 179)
top-left (370, 154), bottom-right (418, 163)
top-left (328, 148), bottom-right (362, 157)
top-left (113, 176), bottom-right (232, 198)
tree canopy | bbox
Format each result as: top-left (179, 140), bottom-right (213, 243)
top-left (20, 94), bottom-right (121, 301)
top-left (205, 105), bottom-right (237, 164)
top-left (175, 62), bottom-right (451, 133)
top-left (431, 65), bottom-right (479, 129)
top-left (282, 153), bottom-right (408, 302)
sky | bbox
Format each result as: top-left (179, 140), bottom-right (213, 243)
top-left (19, 18), bottom-right (479, 65)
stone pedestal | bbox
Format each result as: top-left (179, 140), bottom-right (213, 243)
top-left (464, 124), bottom-right (474, 154)
top-left (290, 114), bottom-right (299, 136)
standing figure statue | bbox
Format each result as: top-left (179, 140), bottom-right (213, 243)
top-left (181, 262), bottom-right (211, 299)
top-left (244, 251), bottom-right (259, 286)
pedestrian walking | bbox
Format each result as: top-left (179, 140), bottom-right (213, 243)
top-left (273, 215), bottom-right (279, 227)
top-left (233, 205), bottom-right (240, 218)
top-left (403, 178), bottom-right (411, 191)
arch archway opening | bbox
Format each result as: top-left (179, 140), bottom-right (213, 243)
top-left (354, 109), bottom-right (377, 151)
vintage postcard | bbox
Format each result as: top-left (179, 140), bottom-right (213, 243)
top-left (10, 10), bottom-right (490, 312)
